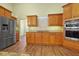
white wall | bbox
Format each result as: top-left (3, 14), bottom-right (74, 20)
top-left (12, 3), bottom-right (66, 20)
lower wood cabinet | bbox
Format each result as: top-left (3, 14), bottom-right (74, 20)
top-left (49, 32), bottom-right (56, 45)
top-left (63, 39), bottom-right (79, 50)
top-left (26, 32), bottom-right (63, 45)
top-left (35, 32), bottom-right (42, 44)
top-left (16, 32), bottom-right (19, 42)
top-left (30, 32), bottom-right (35, 44)
top-left (42, 32), bottom-right (49, 45)
top-left (55, 32), bottom-right (63, 45)
top-left (26, 32), bottom-right (31, 44)
top-left (26, 32), bottom-right (35, 44)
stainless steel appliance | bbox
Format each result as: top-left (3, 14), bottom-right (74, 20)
top-left (0, 16), bottom-right (16, 49)
top-left (64, 17), bottom-right (79, 41)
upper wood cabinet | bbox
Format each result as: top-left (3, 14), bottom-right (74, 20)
top-left (0, 6), bottom-right (12, 18)
top-left (63, 4), bottom-right (72, 20)
top-left (4, 9), bottom-right (12, 18)
top-left (48, 13), bottom-right (63, 26)
top-left (63, 3), bottom-right (79, 20)
top-left (72, 3), bottom-right (79, 18)
top-left (0, 6), bottom-right (4, 16)
top-left (27, 15), bottom-right (38, 26)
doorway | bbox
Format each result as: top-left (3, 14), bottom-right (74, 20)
top-left (19, 20), bottom-right (26, 46)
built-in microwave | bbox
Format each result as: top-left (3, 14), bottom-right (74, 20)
top-left (64, 17), bottom-right (79, 41)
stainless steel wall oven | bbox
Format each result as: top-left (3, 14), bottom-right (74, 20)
top-left (64, 17), bottom-right (79, 41)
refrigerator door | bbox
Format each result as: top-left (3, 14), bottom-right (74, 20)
top-left (13, 20), bottom-right (16, 43)
top-left (1, 16), bottom-right (9, 24)
top-left (0, 17), bottom-right (2, 32)
top-left (0, 37), bottom-right (6, 49)
top-left (9, 19), bottom-right (16, 44)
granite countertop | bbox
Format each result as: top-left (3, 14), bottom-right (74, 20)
top-left (26, 30), bottom-right (64, 32)
top-left (0, 51), bottom-right (30, 56)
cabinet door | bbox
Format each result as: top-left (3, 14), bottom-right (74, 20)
top-left (27, 16), bottom-right (37, 26)
top-left (55, 32), bottom-right (63, 45)
top-left (48, 15), bottom-right (57, 26)
top-left (2, 16), bottom-right (9, 24)
top-left (9, 20), bottom-right (13, 35)
top-left (52, 15), bottom-right (58, 26)
top-left (27, 16), bottom-right (31, 26)
top-left (49, 32), bottom-right (56, 45)
top-left (48, 14), bottom-right (63, 26)
top-left (57, 14), bottom-right (63, 26)
top-left (42, 32), bottom-right (49, 45)
top-left (0, 7), bottom-right (4, 16)
top-left (35, 32), bottom-right (41, 44)
top-left (48, 15), bottom-right (53, 26)
top-left (26, 32), bottom-right (31, 44)
top-left (63, 4), bottom-right (72, 20)
top-left (0, 37), bottom-right (6, 49)
top-left (31, 16), bottom-right (37, 26)
top-left (4, 9), bottom-right (11, 18)
top-left (16, 32), bottom-right (19, 41)
top-left (26, 32), bottom-right (35, 44)
top-left (30, 32), bottom-right (35, 44)
top-left (72, 3), bottom-right (79, 18)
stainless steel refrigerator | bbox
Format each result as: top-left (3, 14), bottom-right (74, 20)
top-left (0, 16), bottom-right (16, 49)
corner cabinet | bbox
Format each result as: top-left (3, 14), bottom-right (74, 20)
top-left (63, 3), bottom-right (79, 20)
top-left (27, 15), bottom-right (38, 26)
top-left (48, 13), bottom-right (63, 26)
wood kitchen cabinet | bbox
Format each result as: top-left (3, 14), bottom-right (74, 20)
top-left (57, 14), bottom-right (63, 26)
top-left (55, 32), bottom-right (63, 45)
top-left (41, 32), bottom-right (49, 45)
top-left (0, 6), bottom-right (12, 18)
top-left (4, 9), bottom-right (11, 18)
top-left (26, 32), bottom-right (35, 44)
top-left (63, 3), bottom-right (79, 50)
top-left (16, 32), bottom-right (19, 41)
top-left (48, 13), bottom-right (63, 26)
top-left (26, 32), bottom-right (63, 45)
top-left (0, 6), bottom-right (4, 16)
top-left (63, 4), bottom-right (72, 20)
top-left (49, 32), bottom-right (56, 45)
top-left (72, 3), bottom-right (79, 18)
top-left (63, 3), bottom-right (79, 20)
top-left (27, 15), bottom-right (38, 26)
top-left (26, 32), bottom-right (31, 44)
top-left (63, 39), bottom-right (79, 50)
top-left (49, 32), bottom-right (63, 45)
top-left (35, 32), bottom-right (42, 44)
